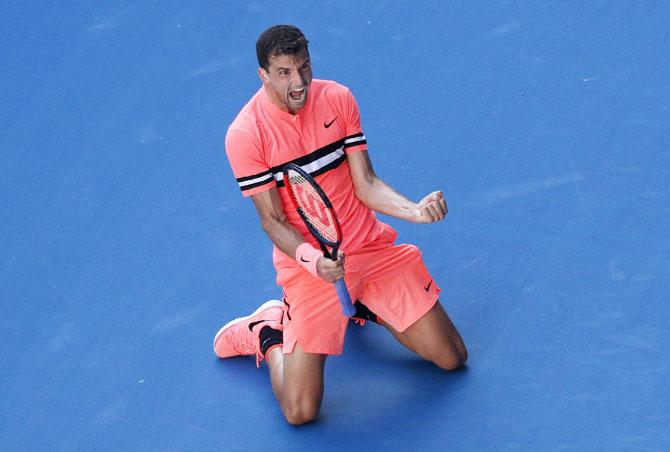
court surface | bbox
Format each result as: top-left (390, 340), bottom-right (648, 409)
top-left (2, 2), bottom-right (669, 450)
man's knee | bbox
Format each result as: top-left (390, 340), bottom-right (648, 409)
top-left (281, 398), bottom-right (320, 425)
top-left (432, 342), bottom-right (468, 371)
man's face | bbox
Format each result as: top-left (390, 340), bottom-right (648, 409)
top-left (259, 49), bottom-right (312, 114)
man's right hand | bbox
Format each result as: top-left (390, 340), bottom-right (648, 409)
top-left (316, 253), bottom-right (345, 282)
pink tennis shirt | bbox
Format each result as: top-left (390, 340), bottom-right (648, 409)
top-left (225, 79), bottom-right (388, 272)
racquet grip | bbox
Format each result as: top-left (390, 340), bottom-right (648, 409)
top-left (334, 278), bottom-right (356, 317)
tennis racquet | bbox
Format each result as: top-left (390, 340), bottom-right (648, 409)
top-left (282, 163), bottom-right (356, 317)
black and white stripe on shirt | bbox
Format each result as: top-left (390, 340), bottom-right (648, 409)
top-left (235, 133), bottom-right (366, 193)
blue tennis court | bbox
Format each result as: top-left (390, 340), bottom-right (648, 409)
top-left (2, 2), bottom-right (668, 450)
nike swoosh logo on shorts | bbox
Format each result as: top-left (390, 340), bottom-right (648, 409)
top-left (424, 280), bottom-right (433, 292)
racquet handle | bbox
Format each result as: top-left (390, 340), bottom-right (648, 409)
top-left (334, 278), bottom-right (356, 317)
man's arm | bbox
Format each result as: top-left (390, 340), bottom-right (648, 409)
top-left (347, 150), bottom-right (447, 223)
top-left (250, 188), bottom-right (345, 282)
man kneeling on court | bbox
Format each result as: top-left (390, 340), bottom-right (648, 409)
top-left (214, 24), bottom-right (467, 425)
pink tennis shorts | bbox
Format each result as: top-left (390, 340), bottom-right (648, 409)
top-left (277, 226), bottom-right (440, 355)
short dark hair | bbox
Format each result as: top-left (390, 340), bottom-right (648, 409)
top-left (256, 25), bottom-right (309, 70)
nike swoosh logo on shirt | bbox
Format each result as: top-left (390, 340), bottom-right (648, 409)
top-left (424, 280), bottom-right (433, 292)
top-left (324, 117), bottom-right (336, 128)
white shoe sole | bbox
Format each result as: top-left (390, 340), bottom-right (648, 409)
top-left (212, 299), bottom-right (283, 354)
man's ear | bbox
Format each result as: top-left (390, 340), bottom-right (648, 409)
top-left (258, 67), bottom-right (269, 82)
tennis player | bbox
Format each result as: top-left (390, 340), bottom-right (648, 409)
top-left (215, 25), bottom-right (467, 425)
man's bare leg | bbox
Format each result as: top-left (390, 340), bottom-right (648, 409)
top-left (382, 302), bottom-right (467, 370)
top-left (265, 344), bottom-right (327, 425)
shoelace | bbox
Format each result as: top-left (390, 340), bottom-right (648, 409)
top-left (255, 343), bottom-right (283, 368)
top-left (251, 328), bottom-right (264, 368)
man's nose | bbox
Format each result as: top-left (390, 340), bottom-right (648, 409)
top-left (292, 71), bottom-right (305, 87)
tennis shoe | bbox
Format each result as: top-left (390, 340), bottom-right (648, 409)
top-left (213, 299), bottom-right (283, 366)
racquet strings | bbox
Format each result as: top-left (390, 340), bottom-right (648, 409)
top-left (286, 169), bottom-right (339, 244)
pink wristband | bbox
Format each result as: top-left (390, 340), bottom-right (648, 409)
top-left (295, 243), bottom-right (322, 277)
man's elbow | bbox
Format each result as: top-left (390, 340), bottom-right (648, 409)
top-left (353, 179), bottom-right (375, 205)
top-left (356, 181), bottom-right (383, 210)
top-left (259, 212), bottom-right (287, 234)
